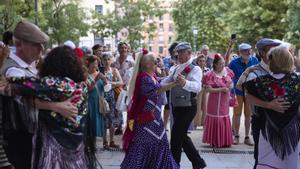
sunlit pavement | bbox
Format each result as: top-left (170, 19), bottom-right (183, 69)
top-left (96, 109), bottom-right (256, 169)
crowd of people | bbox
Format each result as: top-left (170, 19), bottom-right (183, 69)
top-left (0, 20), bottom-right (299, 169)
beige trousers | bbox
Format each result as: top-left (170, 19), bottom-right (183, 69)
top-left (193, 91), bottom-right (208, 127)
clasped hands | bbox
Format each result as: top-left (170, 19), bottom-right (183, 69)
top-left (220, 87), bottom-right (230, 93)
top-left (175, 74), bottom-right (186, 87)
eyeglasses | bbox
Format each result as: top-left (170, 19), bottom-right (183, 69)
top-left (155, 58), bottom-right (160, 65)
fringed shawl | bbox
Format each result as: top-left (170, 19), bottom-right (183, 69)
top-left (244, 73), bottom-right (300, 159)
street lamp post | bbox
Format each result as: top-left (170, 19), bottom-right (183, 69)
top-left (35, 0), bottom-right (38, 25)
top-left (192, 26), bottom-right (198, 52)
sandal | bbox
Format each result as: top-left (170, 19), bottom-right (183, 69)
top-left (103, 141), bottom-right (109, 149)
top-left (109, 141), bottom-right (120, 148)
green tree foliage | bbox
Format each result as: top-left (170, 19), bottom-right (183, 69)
top-left (0, 0), bottom-right (90, 45)
top-left (0, 0), bottom-right (36, 33)
top-left (172, 0), bottom-right (233, 52)
top-left (39, 0), bottom-right (90, 45)
top-left (92, 0), bottom-right (163, 50)
top-left (286, 0), bottom-right (300, 48)
top-left (229, 0), bottom-right (288, 45)
top-left (172, 0), bottom-right (289, 51)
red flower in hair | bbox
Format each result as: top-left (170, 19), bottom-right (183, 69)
top-left (142, 49), bottom-right (149, 55)
top-left (184, 66), bottom-right (191, 74)
top-left (74, 48), bottom-right (84, 59)
top-left (214, 53), bottom-right (221, 60)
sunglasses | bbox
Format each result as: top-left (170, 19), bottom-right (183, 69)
top-left (155, 58), bottom-right (161, 65)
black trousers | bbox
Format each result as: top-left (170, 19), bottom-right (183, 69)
top-left (171, 106), bottom-right (203, 167)
top-left (4, 130), bottom-right (32, 169)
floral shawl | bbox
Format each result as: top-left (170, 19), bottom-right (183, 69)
top-left (9, 76), bottom-right (88, 148)
top-left (243, 73), bottom-right (300, 159)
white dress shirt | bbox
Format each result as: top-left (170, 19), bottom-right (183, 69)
top-left (6, 52), bottom-right (38, 78)
top-left (161, 58), bottom-right (202, 94)
top-left (246, 60), bottom-right (270, 82)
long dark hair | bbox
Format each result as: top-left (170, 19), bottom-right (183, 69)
top-left (39, 46), bottom-right (86, 82)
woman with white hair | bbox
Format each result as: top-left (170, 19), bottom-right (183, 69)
top-left (121, 50), bottom-right (179, 169)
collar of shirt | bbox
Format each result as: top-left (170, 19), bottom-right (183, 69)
top-left (271, 73), bottom-right (285, 79)
top-left (173, 58), bottom-right (194, 79)
top-left (259, 60), bottom-right (271, 74)
top-left (9, 51), bottom-right (38, 75)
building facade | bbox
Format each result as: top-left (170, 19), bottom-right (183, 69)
top-left (144, 0), bottom-right (175, 57)
top-left (79, 0), bottom-right (116, 51)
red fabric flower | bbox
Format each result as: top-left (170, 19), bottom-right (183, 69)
top-left (73, 89), bottom-right (81, 95)
top-left (25, 81), bottom-right (33, 88)
top-left (71, 95), bottom-right (81, 104)
top-left (275, 88), bottom-right (285, 97)
top-left (184, 66), bottom-right (191, 74)
top-left (142, 48), bottom-right (148, 55)
top-left (214, 53), bottom-right (221, 60)
top-left (69, 81), bottom-right (76, 87)
top-left (74, 48), bottom-right (84, 59)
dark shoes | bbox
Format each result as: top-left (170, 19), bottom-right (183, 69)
top-left (115, 127), bottom-right (123, 135)
top-left (193, 158), bottom-right (207, 169)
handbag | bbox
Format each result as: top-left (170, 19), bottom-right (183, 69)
top-left (112, 68), bottom-right (123, 99)
top-left (113, 86), bottom-right (123, 100)
top-left (229, 89), bottom-right (238, 107)
top-left (95, 85), bottom-right (110, 114)
top-left (116, 89), bottom-right (128, 112)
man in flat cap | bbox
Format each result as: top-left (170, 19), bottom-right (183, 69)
top-left (236, 38), bottom-right (288, 169)
top-left (229, 43), bottom-right (258, 146)
top-left (0, 21), bottom-right (78, 169)
top-left (162, 42), bottom-right (206, 169)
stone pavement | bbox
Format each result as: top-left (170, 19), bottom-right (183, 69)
top-left (96, 109), bottom-right (255, 169)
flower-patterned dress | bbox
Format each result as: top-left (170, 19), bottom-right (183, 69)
top-left (104, 70), bottom-right (121, 128)
top-left (202, 67), bottom-right (234, 147)
top-left (244, 73), bottom-right (300, 169)
top-left (9, 76), bottom-right (88, 169)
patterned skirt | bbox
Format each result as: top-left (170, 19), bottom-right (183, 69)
top-left (121, 119), bottom-right (179, 169)
top-left (32, 123), bottom-right (87, 169)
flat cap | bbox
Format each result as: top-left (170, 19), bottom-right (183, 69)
top-left (256, 38), bottom-right (281, 51)
top-left (174, 42), bottom-right (192, 52)
top-left (239, 43), bottom-right (252, 50)
top-left (13, 21), bottom-right (49, 44)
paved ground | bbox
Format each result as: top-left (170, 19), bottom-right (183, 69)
top-left (96, 109), bottom-right (255, 169)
